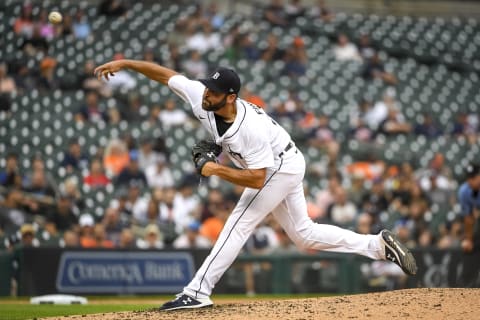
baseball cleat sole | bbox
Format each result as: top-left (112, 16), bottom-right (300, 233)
top-left (381, 229), bottom-right (418, 276)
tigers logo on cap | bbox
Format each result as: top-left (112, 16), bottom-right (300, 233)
top-left (199, 67), bottom-right (241, 95)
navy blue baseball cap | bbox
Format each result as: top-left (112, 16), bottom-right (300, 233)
top-left (199, 67), bottom-right (241, 95)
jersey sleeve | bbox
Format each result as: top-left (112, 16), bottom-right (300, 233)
top-left (167, 75), bottom-right (205, 116)
top-left (458, 184), bottom-right (472, 217)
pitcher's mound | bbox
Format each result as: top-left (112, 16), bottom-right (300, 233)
top-left (51, 288), bottom-right (480, 320)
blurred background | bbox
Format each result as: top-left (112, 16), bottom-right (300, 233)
top-left (0, 0), bottom-right (479, 297)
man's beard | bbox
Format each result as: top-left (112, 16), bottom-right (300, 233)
top-left (202, 95), bottom-right (227, 112)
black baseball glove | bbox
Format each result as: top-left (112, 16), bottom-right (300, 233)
top-left (191, 140), bottom-right (222, 176)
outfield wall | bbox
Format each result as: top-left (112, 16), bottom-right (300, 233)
top-left (1, 248), bottom-right (479, 296)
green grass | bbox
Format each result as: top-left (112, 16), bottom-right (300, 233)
top-left (0, 303), bottom-right (156, 320)
top-left (0, 294), bottom-right (336, 320)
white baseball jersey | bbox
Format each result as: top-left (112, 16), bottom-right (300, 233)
top-left (167, 74), bottom-right (385, 299)
top-left (169, 74), bottom-right (299, 173)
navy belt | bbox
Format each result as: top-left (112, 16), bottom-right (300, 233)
top-left (279, 141), bottom-right (294, 158)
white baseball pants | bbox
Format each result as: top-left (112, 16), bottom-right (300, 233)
top-left (184, 151), bottom-right (385, 299)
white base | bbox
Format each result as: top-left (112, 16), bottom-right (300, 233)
top-left (30, 294), bottom-right (88, 305)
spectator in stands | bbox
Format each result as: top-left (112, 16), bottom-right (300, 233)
top-left (98, 0), bottom-right (127, 17)
top-left (36, 57), bottom-right (59, 92)
top-left (15, 224), bottom-right (39, 249)
top-left (61, 139), bottom-right (89, 174)
top-left (186, 22), bottom-right (222, 54)
top-left (326, 187), bottom-right (357, 227)
top-left (264, 0), bottom-right (288, 27)
top-left (137, 224), bottom-right (164, 249)
top-left (127, 182), bottom-right (150, 225)
top-left (22, 166), bottom-right (57, 202)
top-left (121, 93), bottom-right (148, 122)
top-left (458, 164), bottom-right (480, 286)
top-left (114, 150), bottom-right (147, 188)
top-left (118, 228), bottom-right (137, 248)
top-left (361, 179), bottom-right (389, 228)
top-left (145, 156), bottom-right (174, 189)
top-left (282, 36), bottom-right (308, 77)
top-left (103, 138), bottom-right (130, 176)
top-left (77, 60), bottom-right (112, 97)
top-left (366, 89), bottom-right (396, 131)
top-left (14, 3), bottom-right (34, 38)
top-left (103, 54), bottom-right (137, 91)
top-left (241, 85), bottom-right (266, 109)
top-left (72, 10), bottom-right (91, 40)
top-left (285, 0), bottom-right (306, 20)
top-left (158, 98), bottom-right (189, 128)
top-left (157, 187), bottom-right (196, 244)
top-left (377, 106), bottom-right (412, 136)
top-left (101, 206), bottom-right (128, 245)
top-left (142, 47), bottom-right (161, 64)
top-left (313, 172), bottom-right (342, 220)
top-left (39, 221), bottom-right (63, 246)
top-left (173, 221), bottom-right (211, 249)
top-left (166, 44), bottom-right (183, 72)
top-left (204, 3), bottom-right (224, 29)
top-left (174, 175), bottom-right (202, 222)
top-left (183, 50), bottom-right (208, 79)
top-left (349, 99), bottom-right (375, 141)
top-left (138, 138), bottom-right (161, 172)
top-left (61, 230), bottom-right (80, 248)
top-left (356, 212), bottom-right (374, 235)
top-left (414, 113), bottom-right (443, 138)
top-left (346, 173), bottom-right (368, 209)
top-left (0, 188), bottom-right (32, 234)
top-left (309, 0), bottom-right (334, 22)
top-left (333, 33), bottom-right (362, 62)
top-left (92, 224), bottom-right (115, 248)
top-left (308, 114), bottom-right (340, 164)
top-left (75, 91), bottom-right (109, 123)
top-left (260, 34), bottom-right (286, 62)
top-left (48, 195), bottom-right (78, 232)
top-left (272, 89), bottom-right (305, 123)
top-left (60, 177), bottom-right (85, 213)
top-left (78, 214), bottom-right (96, 247)
top-left (36, 9), bottom-right (55, 40)
top-left (0, 153), bottom-right (22, 187)
top-left (200, 197), bottom-right (231, 244)
top-left (21, 25), bottom-right (48, 55)
top-left (362, 52), bottom-right (397, 85)
top-left (109, 188), bottom-right (132, 218)
top-left (0, 63), bottom-right (17, 114)
top-left (83, 158), bottom-right (110, 188)
top-left (358, 34), bottom-right (376, 60)
top-left (450, 112), bottom-right (479, 145)
top-left (57, 14), bottom-right (73, 37)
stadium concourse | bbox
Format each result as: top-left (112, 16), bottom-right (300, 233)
top-left (0, 0), bottom-right (479, 294)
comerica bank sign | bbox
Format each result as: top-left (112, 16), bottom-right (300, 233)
top-left (56, 252), bottom-right (195, 293)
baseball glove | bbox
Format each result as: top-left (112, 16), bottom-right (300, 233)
top-left (191, 140), bottom-right (222, 176)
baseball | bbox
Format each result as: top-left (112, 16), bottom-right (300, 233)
top-left (48, 11), bottom-right (63, 24)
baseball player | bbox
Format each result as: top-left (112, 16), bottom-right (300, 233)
top-left (94, 60), bottom-right (417, 310)
top-left (458, 163), bottom-right (480, 286)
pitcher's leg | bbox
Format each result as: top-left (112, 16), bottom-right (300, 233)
top-left (272, 182), bottom-right (385, 260)
top-left (184, 171), bottom-right (299, 298)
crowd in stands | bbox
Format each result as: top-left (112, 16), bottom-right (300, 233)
top-left (1, 0), bottom-right (480, 291)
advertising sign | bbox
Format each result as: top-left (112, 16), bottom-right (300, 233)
top-left (56, 251), bottom-right (194, 293)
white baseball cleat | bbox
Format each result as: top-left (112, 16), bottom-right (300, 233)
top-left (381, 229), bottom-right (418, 276)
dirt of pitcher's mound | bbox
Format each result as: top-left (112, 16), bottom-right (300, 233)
top-left (45, 288), bottom-right (480, 320)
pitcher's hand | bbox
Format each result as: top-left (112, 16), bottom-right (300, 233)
top-left (94, 60), bottom-right (125, 81)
